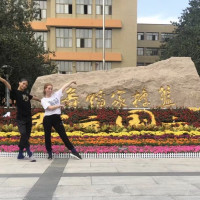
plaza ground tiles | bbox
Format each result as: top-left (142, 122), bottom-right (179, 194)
top-left (1, 157), bottom-right (200, 199)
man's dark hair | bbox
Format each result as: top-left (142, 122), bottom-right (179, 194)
top-left (19, 78), bottom-right (28, 83)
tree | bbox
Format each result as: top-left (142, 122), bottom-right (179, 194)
top-left (160, 0), bottom-right (200, 75)
top-left (0, 0), bottom-right (54, 103)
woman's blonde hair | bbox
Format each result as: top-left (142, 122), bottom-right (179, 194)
top-left (43, 83), bottom-right (53, 96)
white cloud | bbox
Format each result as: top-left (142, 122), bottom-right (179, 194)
top-left (137, 15), bottom-right (179, 24)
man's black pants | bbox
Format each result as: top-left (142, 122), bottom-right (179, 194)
top-left (17, 119), bottom-right (32, 151)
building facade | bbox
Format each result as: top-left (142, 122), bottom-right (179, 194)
top-left (137, 23), bottom-right (175, 66)
top-left (31, 0), bottom-right (137, 73)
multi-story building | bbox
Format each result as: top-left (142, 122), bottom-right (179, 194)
top-left (137, 23), bottom-right (175, 66)
top-left (31, 0), bottom-right (137, 74)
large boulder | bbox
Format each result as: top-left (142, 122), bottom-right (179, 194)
top-left (31, 57), bottom-right (200, 108)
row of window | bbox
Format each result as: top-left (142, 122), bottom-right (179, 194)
top-left (137, 47), bottom-right (164, 56)
top-left (34, 29), bottom-right (112, 49)
top-left (137, 32), bottom-right (174, 41)
top-left (137, 62), bottom-right (152, 66)
top-left (34, 32), bottom-right (48, 50)
top-left (56, 61), bottom-right (112, 73)
top-left (34, 0), bottom-right (112, 19)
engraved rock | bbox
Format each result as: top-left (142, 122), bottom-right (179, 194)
top-left (31, 57), bottom-right (200, 108)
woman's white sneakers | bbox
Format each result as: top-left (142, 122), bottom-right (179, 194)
top-left (70, 152), bottom-right (82, 160)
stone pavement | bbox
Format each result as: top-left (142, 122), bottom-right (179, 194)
top-left (0, 157), bottom-right (200, 200)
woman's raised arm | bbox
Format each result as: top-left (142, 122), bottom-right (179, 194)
top-left (60, 81), bottom-right (76, 93)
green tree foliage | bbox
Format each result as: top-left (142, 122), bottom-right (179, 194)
top-left (160, 0), bottom-right (200, 75)
top-left (0, 0), bottom-right (55, 99)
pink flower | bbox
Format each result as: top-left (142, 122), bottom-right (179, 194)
top-left (1, 145), bottom-right (200, 154)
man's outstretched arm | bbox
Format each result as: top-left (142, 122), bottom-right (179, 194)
top-left (0, 77), bottom-right (11, 90)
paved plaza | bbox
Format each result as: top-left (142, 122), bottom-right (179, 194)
top-left (0, 157), bottom-right (200, 199)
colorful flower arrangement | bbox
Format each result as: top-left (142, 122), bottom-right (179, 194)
top-left (1, 107), bottom-right (200, 154)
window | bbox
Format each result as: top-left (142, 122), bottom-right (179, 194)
top-left (95, 62), bottom-right (111, 70)
top-left (145, 63), bottom-right (152, 66)
top-left (76, 0), bottom-right (92, 14)
top-left (146, 32), bottom-right (159, 41)
top-left (56, 28), bottom-right (72, 48)
top-left (96, 29), bottom-right (112, 48)
top-left (137, 32), bottom-right (144, 40)
top-left (137, 48), bottom-right (144, 56)
top-left (160, 48), bottom-right (166, 56)
top-left (96, 0), bottom-right (112, 15)
top-left (137, 63), bottom-right (145, 66)
top-left (161, 33), bottom-right (174, 42)
top-left (56, 61), bottom-right (73, 74)
top-left (34, 1), bottom-right (47, 19)
top-left (76, 29), bottom-right (92, 48)
top-left (146, 48), bottom-right (159, 56)
top-left (76, 62), bottom-right (92, 72)
top-left (34, 32), bottom-right (47, 50)
top-left (56, 0), bottom-right (72, 14)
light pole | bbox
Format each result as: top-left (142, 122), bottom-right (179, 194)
top-left (102, 0), bottom-right (105, 70)
top-left (2, 65), bottom-right (11, 108)
top-left (57, 63), bottom-right (60, 74)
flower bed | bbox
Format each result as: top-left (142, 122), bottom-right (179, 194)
top-left (1, 107), bottom-right (200, 128)
top-left (1, 107), bottom-right (200, 154)
top-left (0, 130), bottom-right (200, 154)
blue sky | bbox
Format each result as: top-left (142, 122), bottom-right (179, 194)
top-left (137, 0), bottom-right (190, 24)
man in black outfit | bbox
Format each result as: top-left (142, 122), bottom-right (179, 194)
top-left (0, 77), bottom-right (40, 162)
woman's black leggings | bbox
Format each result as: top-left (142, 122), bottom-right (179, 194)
top-left (43, 114), bottom-right (74, 152)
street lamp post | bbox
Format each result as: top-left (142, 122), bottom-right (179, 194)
top-left (102, 0), bottom-right (105, 70)
top-left (2, 65), bottom-right (11, 108)
top-left (5, 74), bottom-right (9, 107)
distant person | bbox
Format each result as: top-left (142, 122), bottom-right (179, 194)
top-left (41, 81), bottom-right (82, 160)
top-left (2, 97), bottom-right (17, 107)
top-left (11, 99), bottom-right (16, 107)
top-left (0, 76), bottom-right (40, 162)
top-left (1, 97), bottom-right (6, 106)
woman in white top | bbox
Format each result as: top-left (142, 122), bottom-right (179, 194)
top-left (41, 81), bottom-right (82, 160)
